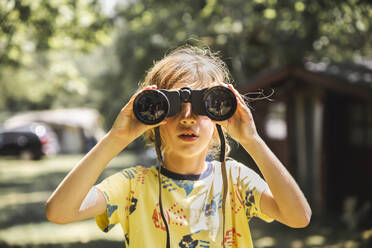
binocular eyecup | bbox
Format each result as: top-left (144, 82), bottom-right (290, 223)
top-left (133, 86), bottom-right (237, 125)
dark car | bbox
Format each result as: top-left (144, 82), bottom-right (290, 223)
top-left (0, 131), bottom-right (43, 160)
top-left (0, 122), bottom-right (60, 160)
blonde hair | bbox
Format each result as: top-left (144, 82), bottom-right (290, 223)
top-left (140, 45), bottom-right (232, 158)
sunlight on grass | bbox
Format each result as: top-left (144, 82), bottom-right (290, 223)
top-left (362, 229), bottom-right (372, 240)
top-left (0, 152), bottom-right (144, 246)
top-left (0, 191), bottom-right (50, 208)
top-left (255, 236), bottom-right (276, 247)
top-left (0, 219), bottom-right (123, 245)
top-left (290, 240), bottom-right (304, 248)
top-left (344, 240), bottom-right (359, 248)
top-left (0, 153), bottom-right (137, 184)
top-left (305, 235), bottom-right (326, 246)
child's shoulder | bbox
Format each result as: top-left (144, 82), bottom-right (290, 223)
top-left (210, 158), bottom-right (246, 169)
top-left (210, 158), bottom-right (257, 176)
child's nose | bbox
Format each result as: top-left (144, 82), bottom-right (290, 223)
top-left (179, 103), bottom-right (196, 125)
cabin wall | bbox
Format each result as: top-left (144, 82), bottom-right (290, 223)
top-left (324, 92), bottom-right (372, 218)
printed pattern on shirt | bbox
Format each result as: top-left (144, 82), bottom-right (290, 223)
top-left (121, 167), bottom-right (137, 179)
top-left (172, 179), bottom-right (195, 195)
top-left (199, 240), bottom-right (211, 248)
top-left (124, 190), bottom-right (137, 218)
top-left (169, 202), bottom-right (187, 226)
top-left (203, 193), bottom-right (221, 216)
top-left (223, 228), bottom-right (242, 248)
top-left (129, 196), bottom-right (138, 214)
top-left (179, 233), bottom-right (199, 248)
top-left (243, 190), bottom-right (257, 219)
top-left (123, 233), bottom-right (129, 248)
top-left (162, 177), bottom-right (177, 192)
top-left (136, 166), bottom-right (149, 184)
top-left (107, 204), bottom-right (118, 218)
top-left (95, 161), bottom-right (270, 247)
top-left (152, 203), bottom-right (170, 231)
top-left (230, 185), bottom-right (243, 214)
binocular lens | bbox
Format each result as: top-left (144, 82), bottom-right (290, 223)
top-left (133, 90), bottom-right (169, 125)
top-left (133, 86), bottom-right (237, 125)
top-left (204, 86), bottom-right (237, 121)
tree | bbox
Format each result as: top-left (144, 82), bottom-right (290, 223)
top-left (0, 0), bottom-right (111, 114)
top-left (0, 0), bottom-right (110, 65)
top-left (95, 0), bottom-right (372, 126)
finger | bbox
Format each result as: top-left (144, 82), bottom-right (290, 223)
top-left (227, 84), bottom-right (245, 104)
top-left (227, 91), bottom-right (254, 121)
top-left (129, 85), bottom-right (157, 104)
top-left (236, 100), bottom-right (252, 117)
top-left (227, 84), bottom-right (242, 102)
top-left (228, 85), bottom-right (253, 114)
top-left (215, 83), bottom-right (247, 112)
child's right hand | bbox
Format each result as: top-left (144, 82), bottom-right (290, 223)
top-left (108, 85), bottom-right (167, 144)
top-left (46, 87), bottom-right (166, 225)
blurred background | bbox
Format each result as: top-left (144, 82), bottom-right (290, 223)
top-left (0, 0), bottom-right (371, 247)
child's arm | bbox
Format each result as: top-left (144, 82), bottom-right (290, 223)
top-left (45, 133), bottom-right (130, 224)
top-left (241, 137), bottom-right (311, 228)
top-left (216, 84), bottom-right (311, 228)
top-left (46, 85), bottom-right (163, 224)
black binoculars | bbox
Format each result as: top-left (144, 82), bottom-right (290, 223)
top-left (133, 86), bottom-right (237, 125)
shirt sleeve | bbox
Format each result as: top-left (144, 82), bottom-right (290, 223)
top-left (94, 169), bottom-right (132, 232)
top-left (232, 161), bottom-right (274, 223)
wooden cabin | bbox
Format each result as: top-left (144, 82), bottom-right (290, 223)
top-left (237, 62), bottom-right (372, 217)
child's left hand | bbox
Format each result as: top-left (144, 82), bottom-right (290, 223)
top-left (213, 84), bottom-right (260, 145)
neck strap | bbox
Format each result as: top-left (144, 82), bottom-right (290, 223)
top-left (154, 125), bottom-right (227, 248)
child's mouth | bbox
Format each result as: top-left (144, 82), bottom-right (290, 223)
top-left (179, 133), bottom-right (198, 141)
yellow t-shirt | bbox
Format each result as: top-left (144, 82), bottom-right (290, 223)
top-left (95, 159), bottom-right (273, 247)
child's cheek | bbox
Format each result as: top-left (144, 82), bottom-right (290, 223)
top-left (199, 118), bottom-right (215, 135)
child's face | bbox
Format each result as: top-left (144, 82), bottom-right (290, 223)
top-left (159, 84), bottom-right (216, 159)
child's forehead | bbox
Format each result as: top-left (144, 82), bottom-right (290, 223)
top-left (170, 81), bottom-right (218, 90)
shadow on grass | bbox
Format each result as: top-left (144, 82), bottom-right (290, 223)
top-left (0, 168), bottom-right (127, 194)
top-left (0, 155), bottom-right (129, 232)
top-left (0, 168), bottom-right (126, 230)
top-left (0, 202), bottom-right (47, 229)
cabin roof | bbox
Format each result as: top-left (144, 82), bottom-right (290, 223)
top-left (239, 61), bottom-right (372, 100)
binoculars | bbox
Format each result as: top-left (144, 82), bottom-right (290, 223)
top-left (133, 86), bottom-right (237, 125)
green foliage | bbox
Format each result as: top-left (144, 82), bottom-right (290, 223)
top-left (95, 0), bottom-right (372, 127)
top-left (0, 0), bottom-right (110, 65)
top-left (0, 53), bottom-right (91, 111)
top-left (1, 0), bottom-right (372, 128)
top-left (0, 0), bottom-right (112, 112)
top-left (112, 0), bottom-right (372, 73)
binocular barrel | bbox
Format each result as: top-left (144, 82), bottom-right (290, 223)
top-left (133, 86), bottom-right (237, 125)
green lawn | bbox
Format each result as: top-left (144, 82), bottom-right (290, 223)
top-left (0, 153), bottom-right (371, 247)
top-left (0, 154), bottom-right (137, 247)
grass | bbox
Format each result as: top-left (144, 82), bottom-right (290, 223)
top-left (0, 153), bottom-right (141, 247)
top-left (0, 220), bottom-right (123, 245)
top-left (0, 152), bottom-right (371, 247)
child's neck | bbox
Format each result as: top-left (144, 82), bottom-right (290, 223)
top-left (163, 152), bottom-right (208, 175)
